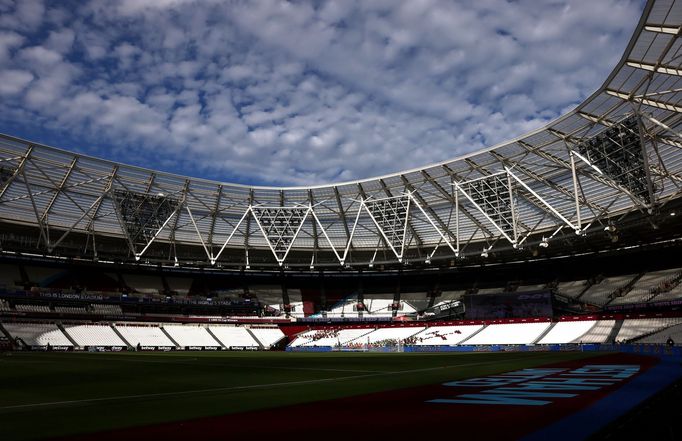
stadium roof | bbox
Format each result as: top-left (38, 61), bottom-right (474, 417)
top-left (1, 0), bottom-right (682, 269)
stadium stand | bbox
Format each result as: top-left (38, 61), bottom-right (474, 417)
top-left (3, 323), bottom-right (73, 347)
top-left (537, 320), bottom-right (598, 344)
top-left (54, 306), bottom-right (87, 314)
top-left (15, 304), bottom-right (50, 313)
top-left (324, 298), bottom-right (359, 318)
top-left (615, 317), bottom-right (682, 343)
top-left (610, 269), bottom-right (682, 305)
top-left (249, 327), bottom-right (286, 348)
top-left (292, 328), bottom-right (375, 347)
top-left (89, 304), bottom-right (123, 315)
top-left (413, 325), bottom-right (484, 345)
top-left (556, 279), bottom-right (589, 299)
top-left (0, 299), bottom-right (11, 311)
top-left (114, 324), bottom-right (175, 347)
top-left (350, 326), bottom-right (426, 346)
top-left (649, 282), bottom-right (682, 302)
top-left (207, 326), bottom-right (259, 349)
top-left (464, 322), bottom-right (551, 345)
top-left (637, 323), bottom-right (682, 345)
top-left (63, 325), bottom-right (127, 347)
top-left (162, 325), bottom-right (221, 348)
top-left (573, 320), bottom-right (616, 343)
top-left (580, 275), bottom-right (636, 305)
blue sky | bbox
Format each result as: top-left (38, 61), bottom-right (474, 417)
top-left (0, 0), bottom-right (643, 186)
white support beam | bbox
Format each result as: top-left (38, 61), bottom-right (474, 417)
top-left (361, 194), bottom-right (411, 262)
top-left (505, 167), bottom-right (580, 232)
top-left (409, 194), bottom-right (459, 256)
top-left (644, 25), bottom-right (680, 35)
top-left (186, 206), bottom-right (212, 262)
top-left (212, 208), bottom-right (251, 265)
top-left (309, 209), bottom-right (346, 265)
top-left (134, 209), bottom-right (181, 261)
top-left (452, 177), bottom-right (516, 245)
top-left (626, 60), bottom-right (682, 77)
top-left (606, 89), bottom-right (682, 113)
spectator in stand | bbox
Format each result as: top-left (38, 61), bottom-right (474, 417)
top-left (667, 336), bottom-right (675, 347)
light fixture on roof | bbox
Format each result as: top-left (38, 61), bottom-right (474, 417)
top-left (671, 211), bottom-right (677, 217)
top-left (539, 237), bottom-right (549, 248)
top-left (480, 248), bottom-right (489, 258)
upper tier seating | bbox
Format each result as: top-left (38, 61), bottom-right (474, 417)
top-left (650, 283), bottom-right (682, 302)
top-left (464, 322), bottom-right (551, 345)
top-left (611, 269), bottom-right (681, 305)
top-left (556, 280), bottom-right (589, 298)
top-left (54, 306), bottom-right (87, 314)
top-left (15, 304), bottom-right (50, 313)
top-left (89, 304), bottom-right (123, 314)
top-left (3, 323), bottom-right (72, 346)
top-left (580, 275), bottom-right (635, 305)
top-left (0, 299), bottom-right (11, 311)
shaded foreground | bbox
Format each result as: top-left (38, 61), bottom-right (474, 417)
top-left (0, 350), bottom-right (643, 440)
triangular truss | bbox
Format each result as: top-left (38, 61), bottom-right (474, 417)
top-left (363, 195), bottom-right (411, 261)
top-left (455, 172), bottom-right (517, 244)
top-left (252, 206), bottom-right (311, 264)
top-left (112, 189), bottom-right (182, 258)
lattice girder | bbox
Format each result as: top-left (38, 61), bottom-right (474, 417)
top-left (252, 206), bottom-right (310, 264)
top-left (456, 172), bottom-right (517, 243)
top-left (363, 194), bottom-right (411, 260)
top-left (113, 189), bottom-right (180, 246)
top-left (578, 116), bottom-right (654, 205)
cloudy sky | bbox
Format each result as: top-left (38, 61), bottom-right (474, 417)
top-left (0, 0), bottom-right (643, 186)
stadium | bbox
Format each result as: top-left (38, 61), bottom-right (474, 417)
top-left (2, 0), bottom-right (682, 440)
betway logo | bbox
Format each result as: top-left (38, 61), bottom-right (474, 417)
top-left (427, 365), bottom-right (639, 406)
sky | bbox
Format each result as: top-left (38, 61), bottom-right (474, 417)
top-left (0, 0), bottom-right (644, 187)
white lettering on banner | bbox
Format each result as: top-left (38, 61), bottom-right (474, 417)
top-left (428, 364), bottom-right (640, 406)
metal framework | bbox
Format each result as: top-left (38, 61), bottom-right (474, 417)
top-left (1, 0), bottom-right (682, 268)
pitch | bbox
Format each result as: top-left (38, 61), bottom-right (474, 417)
top-left (0, 351), bottom-right (616, 440)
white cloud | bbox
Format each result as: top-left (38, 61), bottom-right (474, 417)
top-left (0, 0), bottom-right (643, 186)
top-left (0, 69), bottom-right (33, 95)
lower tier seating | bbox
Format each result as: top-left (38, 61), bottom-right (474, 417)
top-left (114, 324), bottom-right (175, 347)
top-left (464, 322), bottom-right (551, 345)
top-left (163, 325), bottom-right (221, 347)
top-left (3, 323), bottom-right (72, 347)
top-left (64, 324), bottom-right (126, 347)
top-left (537, 320), bottom-right (597, 344)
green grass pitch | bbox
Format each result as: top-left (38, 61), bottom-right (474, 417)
top-left (0, 350), bottom-right (604, 440)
